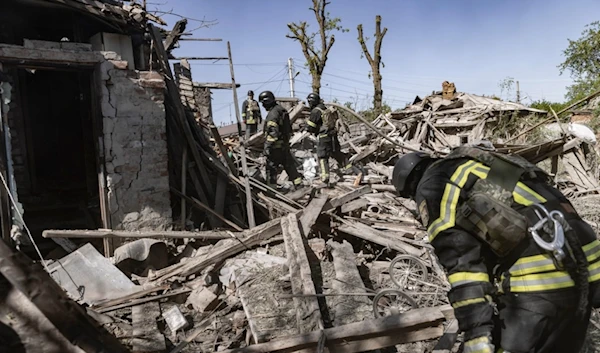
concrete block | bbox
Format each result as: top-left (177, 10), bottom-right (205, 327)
top-left (139, 79), bottom-right (165, 89)
top-left (185, 286), bottom-right (219, 312)
top-left (108, 60), bottom-right (128, 70)
top-left (162, 305), bottom-right (188, 332)
top-left (23, 39), bottom-right (60, 50)
top-left (139, 71), bottom-right (163, 81)
top-left (60, 42), bottom-right (92, 51)
top-left (100, 51), bottom-right (122, 61)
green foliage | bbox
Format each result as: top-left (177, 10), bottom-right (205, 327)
top-left (529, 99), bottom-right (569, 113)
top-left (565, 77), bottom-right (600, 102)
top-left (359, 102), bottom-right (391, 121)
top-left (559, 21), bottom-right (600, 100)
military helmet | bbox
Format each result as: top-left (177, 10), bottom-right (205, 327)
top-left (392, 152), bottom-right (432, 198)
top-left (247, 90), bottom-right (254, 97)
top-left (259, 91), bottom-right (276, 108)
top-left (307, 92), bottom-right (321, 107)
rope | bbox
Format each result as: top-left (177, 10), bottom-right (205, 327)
top-left (0, 171), bottom-right (49, 273)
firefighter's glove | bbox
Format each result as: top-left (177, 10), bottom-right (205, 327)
top-left (463, 333), bottom-right (494, 353)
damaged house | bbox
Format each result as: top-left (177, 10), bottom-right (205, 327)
top-left (0, 0), bottom-right (174, 258)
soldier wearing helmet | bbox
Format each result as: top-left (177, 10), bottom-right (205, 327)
top-left (259, 91), bottom-right (302, 189)
top-left (241, 90), bottom-right (262, 139)
top-left (305, 92), bottom-right (353, 188)
top-left (392, 147), bottom-right (600, 353)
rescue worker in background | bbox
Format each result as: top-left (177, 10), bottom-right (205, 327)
top-left (241, 90), bottom-right (262, 139)
top-left (259, 90), bottom-right (302, 190)
top-left (392, 145), bottom-right (600, 353)
top-left (305, 92), bottom-right (353, 187)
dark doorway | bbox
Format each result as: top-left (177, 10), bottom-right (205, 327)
top-left (16, 68), bottom-right (101, 248)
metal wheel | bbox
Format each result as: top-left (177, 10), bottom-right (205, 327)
top-left (389, 254), bottom-right (428, 289)
top-left (372, 289), bottom-right (418, 318)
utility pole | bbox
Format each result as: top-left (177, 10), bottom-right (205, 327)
top-left (516, 80), bottom-right (521, 103)
top-left (287, 57), bottom-right (295, 98)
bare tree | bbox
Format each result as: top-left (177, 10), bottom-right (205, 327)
top-left (286, 0), bottom-right (347, 95)
top-left (357, 15), bottom-right (387, 116)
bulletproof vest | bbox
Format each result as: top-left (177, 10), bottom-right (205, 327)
top-left (315, 106), bottom-right (339, 130)
top-left (246, 99), bottom-right (259, 123)
top-left (444, 146), bottom-right (551, 257)
top-left (445, 146), bottom-right (551, 186)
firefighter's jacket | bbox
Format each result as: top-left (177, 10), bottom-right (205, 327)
top-left (263, 104), bottom-right (291, 151)
top-left (306, 103), bottom-right (332, 137)
top-left (242, 98), bottom-right (262, 125)
top-left (415, 156), bottom-right (600, 340)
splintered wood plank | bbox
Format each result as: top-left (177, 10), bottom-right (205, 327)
top-left (562, 152), bottom-right (595, 189)
top-left (218, 306), bottom-right (446, 353)
top-left (281, 213), bottom-right (324, 333)
top-left (330, 185), bottom-right (372, 208)
top-left (299, 195), bottom-right (329, 236)
top-left (340, 198), bottom-right (369, 214)
top-left (132, 302), bottom-right (166, 353)
top-left (338, 220), bottom-right (424, 257)
top-left (327, 240), bottom-right (372, 326)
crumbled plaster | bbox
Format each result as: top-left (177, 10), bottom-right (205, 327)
top-left (97, 54), bottom-right (171, 231)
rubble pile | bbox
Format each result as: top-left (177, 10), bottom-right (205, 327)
top-left (44, 176), bottom-right (454, 353)
top-left (37, 81), bottom-right (600, 352)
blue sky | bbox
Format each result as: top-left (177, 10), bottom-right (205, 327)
top-left (157, 0), bottom-right (600, 126)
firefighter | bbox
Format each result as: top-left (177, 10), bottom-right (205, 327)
top-left (392, 146), bottom-right (600, 353)
top-left (259, 90), bottom-right (302, 189)
top-left (241, 90), bottom-right (262, 139)
top-left (305, 92), bottom-right (353, 187)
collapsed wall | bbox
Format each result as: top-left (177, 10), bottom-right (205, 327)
top-left (98, 56), bottom-right (172, 231)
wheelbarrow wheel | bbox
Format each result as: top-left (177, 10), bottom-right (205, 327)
top-left (372, 289), bottom-right (418, 318)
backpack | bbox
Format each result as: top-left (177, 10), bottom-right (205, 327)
top-left (315, 106), bottom-right (339, 130)
top-left (247, 99), bottom-right (259, 115)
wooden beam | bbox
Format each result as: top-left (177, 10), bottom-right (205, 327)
top-left (150, 217), bottom-right (284, 284)
top-left (281, 213), bottom-right (324, 333)
top-left (328, 240), bottom-right (372, 326)
top-left (228, 41), bottom-right (256, 228)
top-left (218, 306), bottom-right (445, 353)
top-left (330, 185), bottom-right (372, 208)
top-left (337, 218), bottom-right (424, 257)
top-left (194, 82), bottom-right (241, 89)
top-left (173, 57), bottom-right (229, 61)
top-left (42, 229), bottom-right (232, 240)
top-left (149, 24), bottom-right (216, 213)
top-left (299, 195), bottom-right (328, 236)
top-left (179, 38), bottom-right (223, 41)
top-left (0, 44), bottom-right (102, 65)
top-left (97, 288), bottom-right (192, 313)
top-left (164, 19), bottom-right (187, 53)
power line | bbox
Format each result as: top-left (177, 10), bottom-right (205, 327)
top-left (190, 62), bottom-right (286, 66)
top-left (295, 79), bottom-right (413, 102)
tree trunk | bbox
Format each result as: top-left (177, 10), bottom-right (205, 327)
top-left (312, 74), bottom-right (321, 96)
top-left (373, 71), bottom-right (383, 116)
top-left (357, 16), bottom-right (387, 116)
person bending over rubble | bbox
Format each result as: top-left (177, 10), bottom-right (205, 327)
top-left (392, 144), bottom-right (600, 353)
top-left (304, 92), bottom-right (354, 188)
top-left (259, 90), bottom-right (302, 190)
